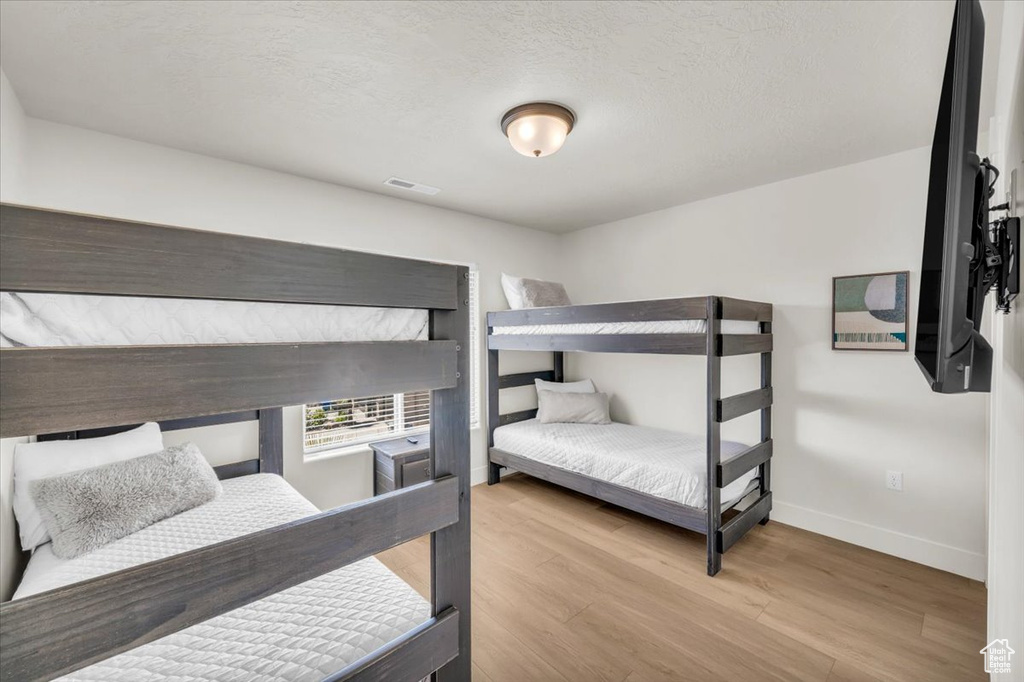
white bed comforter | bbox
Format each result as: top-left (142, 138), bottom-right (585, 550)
top-left (14, 474), bottom-right (430, 682)
top-left (493, 419), bottom-right (758, 510)
top-left (0, 292), bottom-right (428, 347)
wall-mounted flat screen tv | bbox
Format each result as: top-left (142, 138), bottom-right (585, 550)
top-left (915, 0), bottom-right (991, 393)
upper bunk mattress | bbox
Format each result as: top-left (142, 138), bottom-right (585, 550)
top-left (490, 319), bottom-right (757, 335)
top-left (493, 419), bottom-right (758, 510)
top-left (0, 292), bottom-right (428, 347)
top-left (14, 474), bottom-right (430, 682)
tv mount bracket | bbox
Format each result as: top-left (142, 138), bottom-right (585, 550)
top-left (979, 159), bottom-right (1019, 314)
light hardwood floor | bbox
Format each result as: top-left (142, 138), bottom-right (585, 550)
top-left (377, 474), bottom-right (987, 682)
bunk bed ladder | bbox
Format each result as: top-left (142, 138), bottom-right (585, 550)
top-left (487, 324), bottom-right (502, 485)
top-left (758, 320), bottom-right (772, 524)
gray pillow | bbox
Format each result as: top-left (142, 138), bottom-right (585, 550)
top-left (31, 442), bottom-right (221, 559)
top-left (501, 274), bottom-right (572, 309)
top-left (521, 278), bottom-right (571, 308)
top-left (538, 390), bottom-right (612, 425)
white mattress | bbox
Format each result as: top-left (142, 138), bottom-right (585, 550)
top-left (491, 319), bottom-right (757, 335)
top-left (0, 292), bottom-right (428, 347)
top-left (14, 474), bottom-right (430, 682)
top-left (493, 419), bottom-right (758, 510)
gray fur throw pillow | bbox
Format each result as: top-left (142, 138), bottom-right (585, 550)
top-left (31, 442), bottom-right (221, 559)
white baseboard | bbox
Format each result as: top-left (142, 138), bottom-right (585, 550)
top-left (470, 464), bottom-right (489, 488)
top-left (772, 500), bottom-right (986, 581)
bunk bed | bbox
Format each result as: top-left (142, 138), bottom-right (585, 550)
top-left (486, 296), bottom-right (773, 576)
top-left (0, 203), bottom-right (472, 682)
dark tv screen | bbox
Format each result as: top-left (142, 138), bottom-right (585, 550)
top-left (915, 0), bottom-right (990, 393)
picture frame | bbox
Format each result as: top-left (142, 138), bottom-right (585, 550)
top-left (832, 271), bottom-right (909, 352)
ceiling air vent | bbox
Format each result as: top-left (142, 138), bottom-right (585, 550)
top-left (383, 177), bottom-right (440, 196)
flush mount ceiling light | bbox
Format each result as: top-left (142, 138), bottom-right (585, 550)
top-left (500, 102), bottom-right (576, 158)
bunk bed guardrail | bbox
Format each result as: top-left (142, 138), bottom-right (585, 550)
top-left (485, 294), bottom-right (772, 576)
top-left (0, 203), bottom-right (472, 682)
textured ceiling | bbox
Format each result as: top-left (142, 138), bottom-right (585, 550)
top-left (0, 1), bottom-right (1004, 232)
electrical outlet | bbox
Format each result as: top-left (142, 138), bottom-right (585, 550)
top-left (886, 470), bottom-right (903, 492)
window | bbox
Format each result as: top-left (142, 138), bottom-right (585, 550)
top-left (303, 268), bottom-right (479, 453)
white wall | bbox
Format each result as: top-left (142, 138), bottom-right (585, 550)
top-left (0, 71), bottom-right (27, 199)
top-left (0, 69), bottom-right (30, 605)
top-left (986, 1), bottom-right (1023, 672)
top-left (0, 112), bottom-right (557, 600)
top-left (558, 146), bottom-right (990, 580)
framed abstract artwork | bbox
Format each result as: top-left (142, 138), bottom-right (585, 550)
top-left (832, 271), bottom-right (909, 351)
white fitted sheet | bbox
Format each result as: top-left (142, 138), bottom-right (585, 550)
top-left (493, 419), bottom-right (758, 510)
top-left (0, 292), bottom-right (428, 347)
top-left (491, 319), bottom-right (757, 335)
top-left (14, 474), bottom-right (430, 682)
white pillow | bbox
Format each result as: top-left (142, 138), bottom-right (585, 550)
top-left (13, 422), bottom-right (164, 553)
top-left (501, 274), bottom-right (572, 309)
top-left (535, 378), bottom-right (596, 395)
top-left (538, 391), bottom-right (612, 425)
top-left (501, 274), bottom-right (526, 310)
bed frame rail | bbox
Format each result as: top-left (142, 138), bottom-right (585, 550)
top-left (38, 409), bottom-right (285, 480)
top-left (0, 341), bottom-right (456, 439)
top-left (0, 204), bottom-right (457, 309)
top-left (325, 607), bottom-right (460, 682)
top-left (0, 477), bottom-right (460, 681)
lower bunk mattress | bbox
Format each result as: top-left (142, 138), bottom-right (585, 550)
top-left (13, 474), bottom-right (430, 682)
top-left (493, 419), bottom-right (758, 510)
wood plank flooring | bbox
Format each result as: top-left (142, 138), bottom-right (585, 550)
top-left (377, 473), bottom-right (987, 682)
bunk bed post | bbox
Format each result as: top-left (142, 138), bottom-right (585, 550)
top-left (429, 266), bottom-right (472, 682)
top-left (758, 320), bottom-right (772, 525)
top-left (553, 351), bottom-right (565, 382)
top-left (487, 323), bottom-right (502, 485)
top-left (705, 296), bottom-right (723, 576)
top-left (257, 407), bottom-right (284, 475)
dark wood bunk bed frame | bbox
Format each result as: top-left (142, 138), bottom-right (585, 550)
top-left (486, 296), bottom-right (773, 576)
top-left (0, 204), bottom-right (472, 682)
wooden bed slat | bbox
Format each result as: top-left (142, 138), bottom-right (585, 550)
top-left (487, 333), bottom-right (707, 355)
top-left (718, 333), bottom-right (773, 356)
top-left (258, 407), bottom-right (284, 476)
top-left (212, 459), bottom-right (260, 480)
top-left (0, 477), bottom-right (460, 682)
top-left (498, 409), bottom-right (538, 426)
top-left (716, 387), bottom-right (773, 423)
top-left (720, 297), bottom-right (773, 322)
top-left (326, 608), bottom-right (460, 682)
top-left (487, 298), bottom-right (708, 328)
top-left (497, 370), bottom-right (556, 389)
top-left (0, 341), bottom-right (456, 438)
top-left (0, 204), bottom-right (458, 309)
top-left (716, 491), bottom-right (772, 553)
top-left (490, 449), bottom-right (708, 532)
top-left (717, 440), bottom-right (774, 488)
